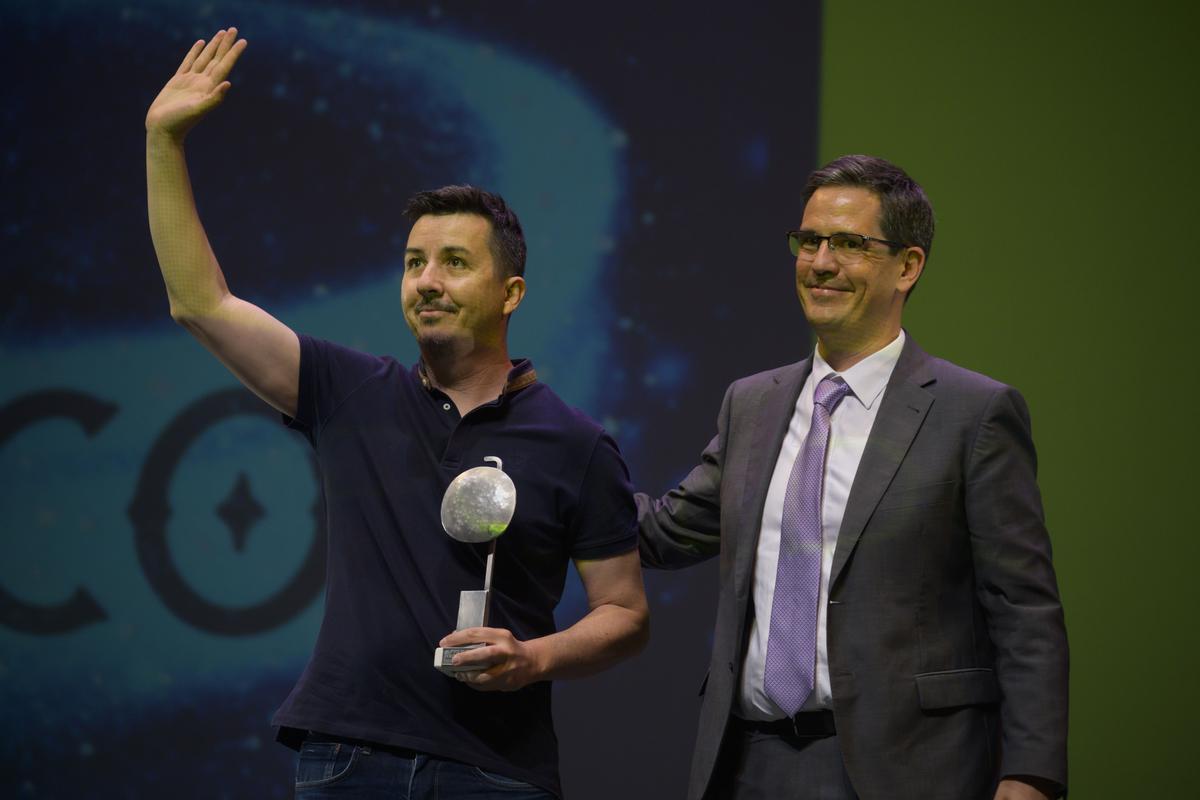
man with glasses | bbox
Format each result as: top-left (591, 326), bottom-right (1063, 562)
top-left (637, 155), bottom-right (1068, 799)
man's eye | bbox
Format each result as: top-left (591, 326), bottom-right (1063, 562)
top-left (799, 235), bottom-right (823, 251)
top-left (449, 257), bottom-right (465, 267)
top-left (834, 235), bottom-right (865, 250)
top-left (406, 258), bottom-right (424, 269)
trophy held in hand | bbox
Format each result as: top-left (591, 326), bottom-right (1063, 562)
top-left (433, 456), bottom-right (516, 675)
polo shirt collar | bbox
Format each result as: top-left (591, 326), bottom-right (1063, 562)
top-left (416, 358), bottom-right (538, 399)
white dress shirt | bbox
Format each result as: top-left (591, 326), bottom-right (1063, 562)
top-left (737, 331), bottom-right (905, 719)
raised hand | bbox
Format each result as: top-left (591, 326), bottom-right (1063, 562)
top-left (145, 28), bottom-right (248, 140)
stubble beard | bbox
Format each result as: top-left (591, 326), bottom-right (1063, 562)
top-left (415, 326), bottom-right (464, 358)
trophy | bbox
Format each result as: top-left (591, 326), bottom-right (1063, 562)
top-left (433, 456), bottom-right (516, 674)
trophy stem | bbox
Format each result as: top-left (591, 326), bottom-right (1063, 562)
top-left (483, 539), bottom-right (497, 593)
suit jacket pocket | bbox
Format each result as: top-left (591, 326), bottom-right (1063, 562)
top-left (914, 667), bottom-right (999, 710)
top-left (876, 480), bottom-right (958, 511)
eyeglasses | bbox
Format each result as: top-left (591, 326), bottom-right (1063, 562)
top-left (787, 230), bottom-right (908, 262)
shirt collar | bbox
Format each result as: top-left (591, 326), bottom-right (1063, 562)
top-left (416, 358), bottom-right (538, 399)
top-left (811, 330), bottom-right (905, 410)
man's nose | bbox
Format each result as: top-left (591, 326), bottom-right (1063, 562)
top-left (413, 265), bottom-right (444, 295)
top-left (809, 241), bottom-right (839, 273)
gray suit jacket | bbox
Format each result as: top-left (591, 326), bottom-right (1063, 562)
top-left (638, 336), bottom-right (1068, 800)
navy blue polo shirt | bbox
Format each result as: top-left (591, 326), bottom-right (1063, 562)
top-left (272, 335), bottom-right (636, 796)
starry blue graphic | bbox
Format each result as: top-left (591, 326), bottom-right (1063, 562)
top-left (1, 1), bottom-right (820, 797)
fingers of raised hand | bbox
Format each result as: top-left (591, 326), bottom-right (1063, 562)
top-left (192, 30), bottom-right (226, 73)
top-left (176, 39), bottom-right (205, 74)
top-left (208, 37), bottom-right (248, 83)
top-left (212, 27), bottom-right (236, 64)
top-left (205, 27), bottom-right (237, 75)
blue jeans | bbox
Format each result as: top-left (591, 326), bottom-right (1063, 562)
top-left (293, 736), bottom-right (557, 799)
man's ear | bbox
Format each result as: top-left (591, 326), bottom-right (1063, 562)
top-left (503, 275), bottom-right (526, 317)
top-left (897, 246), bottom-right (926, 296)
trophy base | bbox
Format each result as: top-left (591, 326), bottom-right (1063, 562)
top-left (434, 644), bottom-right (486, 674)
top-left (435, 588), bottom-right (492, 675)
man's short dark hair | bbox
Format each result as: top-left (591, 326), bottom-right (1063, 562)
top-left (801, 155), bottom-right (935, 261)
top-left (403, 185), bottom-right (527, 278)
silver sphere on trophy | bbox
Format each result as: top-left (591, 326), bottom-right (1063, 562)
top-left (440, 455), bottom-right (516, 544)
top-left (433, 456), bottom-right (516, 674)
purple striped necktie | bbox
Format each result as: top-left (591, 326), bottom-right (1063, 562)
top-left (764, 374), bottom-right (852, 716)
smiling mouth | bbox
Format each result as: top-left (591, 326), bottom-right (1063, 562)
top-left (806, 284), bottom-right (850, 295)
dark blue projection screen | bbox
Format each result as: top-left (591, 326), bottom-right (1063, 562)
top-left (1, 1), bottom-right (820, 796)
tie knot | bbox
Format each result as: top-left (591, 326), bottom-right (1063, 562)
top-left (814, 375), bottom-right (851, 412)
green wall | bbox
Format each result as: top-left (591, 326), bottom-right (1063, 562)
top-left (820, 1), bottom-right (1198, 795)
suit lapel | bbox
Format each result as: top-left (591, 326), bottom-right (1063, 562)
top-left (732, 359), bottom-right (812, 602)
top-left (829, 337), bottom-right (936, 589)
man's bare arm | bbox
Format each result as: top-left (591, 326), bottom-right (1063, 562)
top-left (440, 549), bottom-right (649, 691)
top-left (146, 28), bottom-right (300, 417)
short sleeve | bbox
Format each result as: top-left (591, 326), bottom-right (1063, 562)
top-left (568, 431), bottom-right (638, 560)
top-left (285, 334), bottom-right (390, 442)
